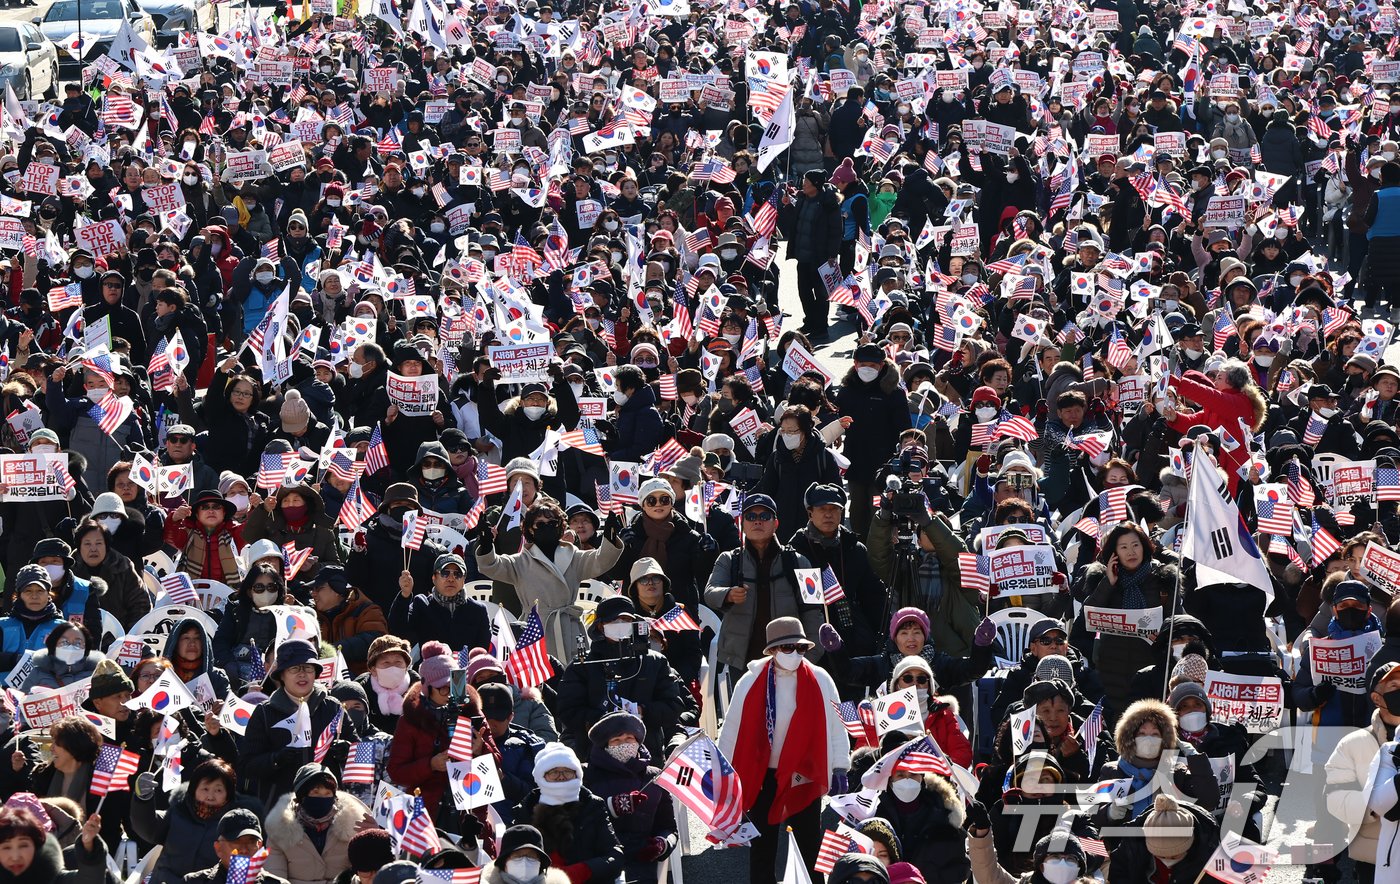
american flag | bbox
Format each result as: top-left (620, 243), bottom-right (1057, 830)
top-left (101, 94), bottom-right (137, 127)
top-left (815, 823), bottom-right (875, 874)
top-left (994, 416), bottom-right (1038, 442)
top-left (313, 710), bottom-right (341, 763)
top-left (648, 437), bottom-right (689, 473)
top-left (463, 493), bottom-right (489, 531)
top-left (1080, 702), bottom-right (1104, 768)
top-left (341, 742), bottom-right (377, 784)
top-left (1303, 413), bottom-right (1328, 447)
top-left (1256, 493), bottom-right (1294, 536)
top-left (283, 542), bottom-right (313, 581)
top-left (476, 460), bottom-right (508, 495)
top-left (895, 735), bottom-right (953, 777)
top-left (1067, 430), bottom-right (1111, 459)
top-left (1287, 460), bottom-right (1316, 508)
top-left (1322, 307), bottom-right (1354, 337)
top-left (51, 459), bottom-right (75, 497)
top-left (684, 228), bottom-right (711, 253)
top-left (225, 848), bottom-right (270, 884)
top-left (149, 337), bottom-right (173, 392)
top-left (1377, 467), bottom-right (1400, 501)
top-left (833, 699), bottom-right (875, 742)
top-left (742, 365), bottom-right (766, 396)
top-left (90, 743), bottom-right (141, 795)
top-left (504, 604), bottom-right (554, 689)
top-left (417, 870), bottom-right (484, 884)
top-left (327, 450), bottom-right (362, 483)
top-left (1311, 513), bottom-right (1341, 565)
top-left (262, 239), bottom-right (281, 262)
top-left (402, 510), bottom-right (427, 550)
top-left (651, 605), bottom-right (702, 632)
top-left (1213, 312), bottom-right (1235, 350)
top-left (1106, 326), bottom-right (1134, 370)
top-left (338, 479), bottom-right (376, 532)
top-left (560, 426), bottom-right (605, 456)
top-left (160, 572), bottom-right (198, 605)
top-left (258, 451), bottom-right (294, 490)
top-left (447, 714), bottom-right (476, 761)
top-left (748, 191), bottom-right (780, 237)
top-left (959, 552), bottom-right (990, 592)
top-left (47, 284), bottom-right (82, 312)
top-left (88, 392), bottom-right (130, 437)
top-left (596, 482), bottom-right (621, 516)
top-left (512, 231), bottom-right (543, 266)
top-left (970, 421), bottom-right (997, 447)
top-left (655, 732), bottom-right (744, 838)
top-left (820, 566), bottom-right (846, 603)
top-left (364, 423), bottom-right (390, 475)
top-left (1080, 836), bottom-right (1109, 858)
top-left (401, 793), bottom-right (442, 857)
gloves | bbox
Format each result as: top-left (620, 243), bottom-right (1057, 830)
top-left (134, 772), bottom-right (158, 801)
top-left (1052, 572), bottom-right (1069, 593)
top-left (607, 790), bottom-right (649, 816)
top-left (965, 800), bottom-right (991, 833)
top-left (636, 837), bottom-right (671, 862)
top-left (323, 739), bottom-right (351, 771)
top-left (1314, 679), bottom-right (1336, 705)
top-left (474, 528), bottom-right (494, 556)
top-left (829, 769), bottom-right (848, 795)
top-left (973, 617), bottom-right (997, 648)
top-left (560, 863), bottom-right (592, 884)
top-left (975, 454), bottom-right (992, 476)
top-left (818, 622), bottom-right (843, 652)
top-left (602, 512), bottom-right (622, 542)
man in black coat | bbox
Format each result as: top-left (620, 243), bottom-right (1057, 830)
top-left (338, 342), bottom-right (392, 430)
top-left (826, 86), bottom-right (866, 162)
top-left (788, 483), bottom-right (883, 671)
top-left (784, 171), bottom-right (843, 340)
top-left (85, 272), bottom-right (148, 367)
top-left (346, 482), bottom-right (452, 611)
top-left (837, 346), bottom-right (912, 536)
top-left (1287, 383), bottom-right (1361, 459)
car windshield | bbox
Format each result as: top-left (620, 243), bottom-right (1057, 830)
top-left (45, 0), bottom-right (124, 20)
top-left (0, 30), bottom-right (20, 52)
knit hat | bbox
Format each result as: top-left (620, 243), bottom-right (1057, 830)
top-left (1143, 793), bottom-right (1196, 858)
top-left (532, 742), bottom-right (583, 784)
top-left (366, 635), bottom-right (411, 669)
top-left (465, 649), bottom-right (504, 684)
top-left (1015, 750), bottom-right (1064, 788)
top-left (1033, 655), bottom-right (1075, 685)
top-left (31, 538), bottom-right (72, 565)
top-left (828, 854), bottom-right (889, 884)
top-left (886, 863), bottom-right (925, 884)
top-left (890, 656), bottom-right (935, 692)
top-left (288, 209), bottom-right (310, 230)
top-left (373, 862), bottom-right (421, 884)
top-left (1171, 653), bottom-right (1209, 685)
top-left (495, 826), bottom-right (550, 869)
top-left (829, 157), bottom-right (857, 189)
top-left (1033, 832), bottom-right (1086, 870)
top-left (505, 457), bottom-right (541, 485)
top-left (280, 390), bottom-right (311, 433)
top-left (889, 607), bottom-right (931, 640)
top-left (12, 565), bottom-right (50, 594)
top-left (587, 711), bottom-right (646, 747)
top-left (314, 566), bottom-right (349, 596)
top-left (701, 433), bottom-right (731, 453)
top-left (1167, 681), bottom-right (1211, 712)
top-left (217, 471), bottom-right (251, 499)
top-left (330, 680), bottom-right (369, 708)
top-left (90, 492), bottom-right (125, 520)
top-left (292, 762), bottom-right (337, 799)
top-left (347, 829), bottom-right (394, 872)
top-left (90, 658), bottom-right (134, 699)
top-left (856, 818), bottom-right (901, 863)
top-left (419, 641), bottom-right (456, 689)
top-left (637, 477), bottom-right (673, 504)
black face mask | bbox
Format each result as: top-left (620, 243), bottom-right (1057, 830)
top-left (1383, 688), bottom-right (1400, 716)
top-left (532, 522), bottom-right (561, 558)
top-left (1337, 607), bottom-right (1369, 631)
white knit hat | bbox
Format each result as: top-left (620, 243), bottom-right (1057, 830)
top-left (532, 742), bottom-right (582, 784)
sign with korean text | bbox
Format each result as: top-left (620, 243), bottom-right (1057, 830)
top-left (386, 371), bottom-right (439, 418)
top-left (780, 339), bottom-right (833, 385)
top-left (222, 149), bottom-right (268, 184)
top-left (1329, 459), bottom-right (1375, 506)
top-left (1203, 195), bottom-right (1248, 228)
top-left (0, 217), bottom-right (25, 250)
top-left (487, 342), bottom-right (554, 383)
top-left (1310, 632), bottom-right (1383, 693)
top-left (987, 544), bottom-right (1057, 596)
top-left (577, 397), bottom-right (607, 420)
top-left (0, 453), bottom-right (67, 501)
top-left (269, 140), bottom-right (308, 172)
top-left (1083, 605), bottom-right (1162, 641)
top-left (1362, 541), bottom-right (1400, 596)
top-left (1204, 670), bottom-right (1285, 733)
top-left (977, 523), bottom-right (1049, 549)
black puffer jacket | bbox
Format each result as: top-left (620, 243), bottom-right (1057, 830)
top-left (237, 684), bottom-right (344, 806)
top-left (836, 360), bottom-right (912, 484)
top-left (517, 786), bottom-right (626, 883)
top-left (755, 431), bottom-right (842, 541)
top-left (872, 774), bottom-right (971, 884)
top-left (582, 746), bottom-right (677, 881)
top-left (788, 525), bottom-right (884, 660)
top-left (556, 641), bottom-right (696, 762)
top-left (346, 516), bottom-right (452, 612)
top-left (788, 183), bottom-right (843, 264)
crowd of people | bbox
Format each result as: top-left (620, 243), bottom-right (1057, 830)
top-left (2, 0), bottom-right (1400, 881)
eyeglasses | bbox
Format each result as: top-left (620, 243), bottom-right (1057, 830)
top-left (230, 388), bottom-right (255, 398)
top-left (438, 568), bottom-right (465, 579)
top-left (285, 664), bottom-right (318, 677)
top-left (743, 511), bottom-right (775, 522)
top-left (643, 495), bottom-right (673, 507)
top-left (198, 502), bottom-right (225, 511)
top-left (774, 644), bottom-right (805, 654)
top-left (1035, 635), bottom-right (1068, 646)
top-left (897, 673), bottom-right (930, 686)
top-left (891, 335), bottom-right (912, 343)
top-left (635, 575), bottom-right (664, 587)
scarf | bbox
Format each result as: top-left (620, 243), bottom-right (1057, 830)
top-left (731, 659), bottom-right (828, 823)
top-left (641, 515), bottom-right (675, 565)
top-left (370, 672), bottom-right (408, 715)
top-left (1117, 560), bottom-right (1153, 610)
top-left (432, 589), bottom-right (464, 611)
top-left (1327, 613), bottom-right (1382, 639)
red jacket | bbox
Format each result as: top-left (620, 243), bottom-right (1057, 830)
top-left (855, 698), bottom-right (973, 770)
top-left (1167, 371), bottom-right (1261, 493)
top-left (386, 682), bottom-right (450, 821)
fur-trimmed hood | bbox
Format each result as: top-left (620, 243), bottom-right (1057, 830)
top-left (841, 358), bottom-right (901, 393)
top-left (501, 397), bottom-right (559, 421)
top-left (482, 865), bottom-right (572, 884)
top-left (266, 791), bottom-right (372, 851)
top-left (1114, 698), bottom-right (1179, 764)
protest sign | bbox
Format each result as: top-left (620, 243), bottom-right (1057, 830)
top-left (1082, 606), bottom-right (1163, 641)
top-left (386, 371), bottom-right (439, 417)
top-left (1329, 459), bottom-right (1375, 506)
top-left (0, 217), bottom-right (24, 250)
top-left (977, 523), bottom-right (1049, 549)
top-left (75, 220), bottom-right (126, 257)
top-left (1203, 195), bottom-right (1248, 228)
top-left (19, 163), bottom-right (58, 196)
top-left (987, 544), bottom-right (1058, 596)
top-left (731, 407), bottom-right (762, 451)
top-left (269, 140), bottom-right (308, 172)
top-left (222, 150), bottom-right (268, 183)
top-left (781, 339), bottom-right (833, 384)
top-left (143, 182), bottom-right (186, 214)
top-left (577, 397), bottom-right (608, 420)
top-left (1361, 541), bottom-right (1400, 596)
top-left (1310, 632), bottom-right (1383, 693)
top-left (1204, 671), bottom-right (1285, 733)
top-left (19, 679), bottom-right (90, 731)
top-left (487, 342), bottom-right (554, 383)
top-left (365, 67), bottom-right (399, 91)
top-left (0, 453), bottom-right (67, 501)
top-left (5, 402), bottom-right (44, 447)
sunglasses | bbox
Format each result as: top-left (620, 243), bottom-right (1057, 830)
top-left (1035, 635), bottom-right (1068, 646)
top-left (898, 674), bottom-right (930, 686)
top-left (743, 511), bottom-right (775, 522)
top-left (773, 644), bottom-right (805, 654)
top-left (438, 568), bottom-right (465, 578)
top-left (643, 495), bottom-right (673, 507)
top-left (251, 582), bottom-right (278, 592)
top-left (167, 435), bottom-right (194, 444)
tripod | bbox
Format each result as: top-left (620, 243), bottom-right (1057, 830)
top-left (884, 517), bottom-right (925, 629)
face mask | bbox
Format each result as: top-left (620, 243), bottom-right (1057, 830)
top-left (1319, 407), bottom-right (1338, 419)
top-left (55, 646), bottom-right (84, 665)
top-left (1387, 152), bottom-right (1398, 162)
top-left (1290, 275), bottom-right (1304, 287)
top-left (421, 466), bottom-right (447, 481)
top-left (523, 405), bottom-right (547, 420)
top-left (1006, 172), bottom-right (1019, 183)
top-left (328, 198), bottom-right (342, 208)
top-left (1383, 688), bottom-right (1400, 715)
top-left (941, 92), bottom-right (955, 103)
top-left (605, 743), bottom-right (640, 763)
top-left (1184, 347), bottom-right (1203, 360)
top-left (604, 221), bottom-right (619, 232)
top-left (774, 650), bottom-right (803, 671)
top-left (1179, 711), bottom-right (1208, 732)
top-left (376, 665), bottom-right (407, 687)
top-left (184, 174), bottom-right (200, 186)
top-left (430, 222), bottom-right (446, 234)
top-left (1160, 855), bottom-right (1183, 867)
top-left (97, 516), bottom-right (122, 535)
top-left (228, 493), bottom-right (249, 511)
top-left (413, 187), bottom-right (426, 198)
top-left (1337, 607), bottom-right (1368, 630)
top-left (975, 406), bottom-right (998, 421)
top-left (349, 361), bottom-right (365, 379)
top-left (252, 590), bottom-right (280, 608)
top-left (781, 432), bottom-right (802, 450)
top-left (301, 795), bottom-right (335, 817)
top-left (537, 778), bottom-right (581, 805)
top-left (1255, 354), bottom-right (1274, 368)
top-left (31, 444), bottom-right (57, 454)
top-left (1226, 113), bottom-right (1241, 124)
top-left (613, 390), bottom-right (630, 405)
top-left (1211, 149), bottom-right (1227, 160)
top-left (1374, 169), bottom-right (1383, 180)
top-left (87, 388), bottom-right (108, 403)
top-left (498, 75), bottom-right (510, 85)
top-left (610, 250), bottom-right (623, 262)
top-left (210, 242), bottom-right (223, 255)
top-left (602, 621), bottom-right (634, 641)
top-left (505, 858), bottom-right (541, 881)
top-left (1135, 735), bottom-right (1163, 759)
top-left (282, 505), bottom-right (308, 522)
top-left (857, 366), bottom-right (880, 382)
top-left (1042, 859), bottom-right (1080, 884)
top-left (891, 778), bottom-right (922, 802)
top-left (962, 273), bottom-right (979, 285)
top-left (74, 265), bottom-right (93, 279)
top-left (43, 564), bottom-right (64, 582)
top-left (484, 250), bottom-right (497, 261)
top-left (256, 272), bottom-right (276, 285)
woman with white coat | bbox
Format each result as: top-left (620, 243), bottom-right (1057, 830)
top-left (264, 763), bottom-right (376, 884)
top-left (1324, 661), bottom-right (1400, 883)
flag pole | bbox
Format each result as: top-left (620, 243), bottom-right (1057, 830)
top-left (1162, 442), bottom-right (1193, 701)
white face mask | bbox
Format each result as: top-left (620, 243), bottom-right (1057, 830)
top-left (569, 382), bottom-right (585, 399)
top-left (537, 777), bottom-right (582, 805)
top-left (184, 174), bottom-right (200, 186)
top-left (602, 621), bottom-right (634, 641)
top-left (975, 406), bottom-right (998, 421)
top-left (43, 564), bottom-right (65, 582)
top-left (1179, 711), bottom-right (1208, 732)
top-left (773, 650), bottom-right (803, 671)
top-left (228, 493), bottom-right (250, 511)
top-left (1042, 859), bottom-right (1081, 884)
top-left (890, 778), bottom-right (922, 802)
top-left (613, 390), bottom-right (630, 405)
top-left (1006, 172), bottom-right (1019, 183)
top-left (856, 366), bottom-right (880, 383)
top-left (430, 222), bottom-right (446, 234)
top-left (97, 516), bottom-right (122, 535)
top-left (421, 466), bottom-right (447, 481)
top-left (55, 646), bottom-right (84, 665)
top-left (604, 221), bottom-right (619, 232)
top-left (1318, 406), bottom-right (1338, 419)
top-left (210, 242), bottom-right (223, 255)
top-left (86, 388), bottom-right (109, 403)
top-left (524, 405), bottom-right (547, 420)
top-left (1290, 275), bottom-right (1304, 287)
top-left (256, 272), bottom-right (276, 285)
top-left (1135, 734), bottom-right (1163, 759)
top-left (962, 273), bottom-right (979, 284)
top-left (74, 265), bottom-right (94, 279)
top-left (1211, 149), bottom-right (1227, 160)
top-left (505, 858), bottom-right (541, 881)
top-left (1183, 347), bottom-right (1203, 360)
top-left (31, 444), bottom-right (57, 454)
top-left (1254, 354), bottom-right (1274, 368)
top-left (941, 92), bottom-right (955, 103)
top-left (252, 590), bottom-right (280, 608)
top-left (328, 198), bottom-right (342, 208)
top-left (376, 665), bottom-right (407, 687)
top-left (781, 432), bottom-right (802, 449)
top-left (1386, 152), bottom-right (1397, 162)
top-left (349, 361), bottom-right (365, 379)
top-left (1225, 113), bottom-right (1241, 124)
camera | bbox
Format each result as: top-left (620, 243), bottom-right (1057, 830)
top-left (725, 460), bottom-right (764, 490)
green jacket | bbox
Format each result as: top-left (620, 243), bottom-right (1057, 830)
top-left (868, 510), bottom-right (981, 656)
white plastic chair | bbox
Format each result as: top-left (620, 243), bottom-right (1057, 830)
top-left (464, 580), bottom-right (496, 605)
top-left (1286, 628), bottom-right (1310, 680)
top-left (577, 579), bottom-right (620, 607)
top-left (191, 579), bottom-right (233, 613)
top-left (988, 607), bottom-right (1043, 669)
top-left (142, 550), bottom-right (177, 579)
top-left (97, 610), bottom-right (125, 653)
top-left (697, 605), bottom-right (727, 730)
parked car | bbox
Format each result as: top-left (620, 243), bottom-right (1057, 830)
top-left (133, 0), bottom-right (212, 46)
top-left (0, 24), bottom-right (58, 100)
top-left (37, 0), bottom-right (155, 70)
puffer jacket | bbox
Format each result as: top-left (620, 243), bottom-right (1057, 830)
top-left (72, 546), bottom-right (151, 630)
top-left (607, 512), bottom-right (715, 615)
top-left (754, 431), bottom-right (842, 541)
top-left (127, 781), bottom-right (266, 884)
top-left (871, 774), bottom-right (970, 884)
top-left (582, 746), bottom-right (676, 882)
top-left (162, 616), bottom-right (233, 701)
top-left (1325, 710), bottom-right (1392, 865)
top-left (243, 484), bottom-right (345, 566)
top-left (1082, 559), bottom-right (1180, 715)
top-left (264, 792), bottom-right (376, 884)
top-left (789, 108), bottom-right (828, 178)
top-left (237, 684), bottom-right (344, 806)
top-left (22, 649), bottom-right (104, 690)
top-left (319, 591), bottom-right (388, 675)
top-left (385, 682), bottom-right (457, 821)
top-left (788, 183), bottom-right (843, 264)
top-left (836, 360), bottom-right (911, 484)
